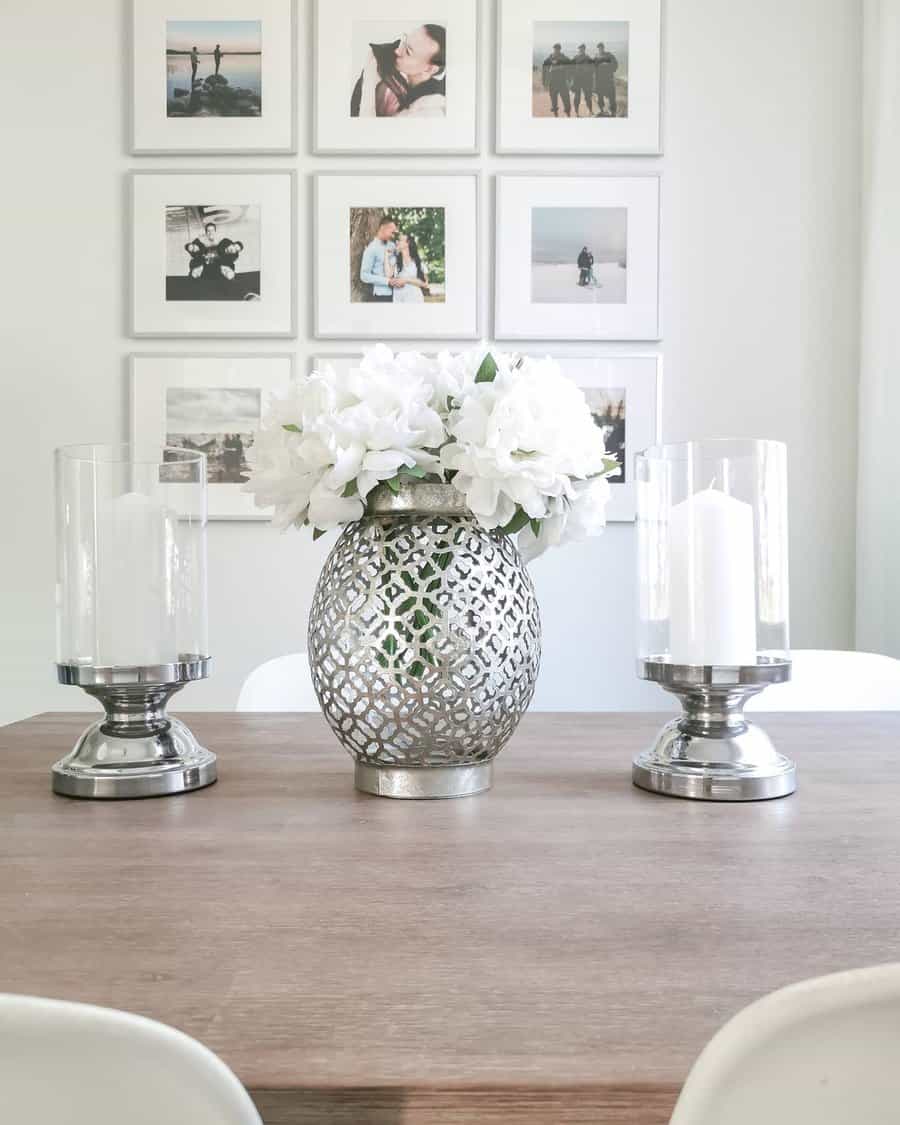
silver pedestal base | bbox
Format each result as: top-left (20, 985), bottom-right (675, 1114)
top-left (354, 761), bottom-right (493, 799)
top-left (634, 658), bottom-right (796, 802)
top-left (53, 658), bottom-right (216, 800)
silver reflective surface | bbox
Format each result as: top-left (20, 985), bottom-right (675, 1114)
top-left (308, 490), bottom-right (541, 799)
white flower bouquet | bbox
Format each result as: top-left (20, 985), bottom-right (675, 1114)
top-left (246, 345), bottom-right (620, 562)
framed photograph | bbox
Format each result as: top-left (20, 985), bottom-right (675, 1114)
top-left (314, 0), bottom-right (478, 154)
top-left (550, 354), bottom-right (661, 521)
top-left (130, 354), bottom-right (294, 519)
top-left (131, 0), bottom-right (295, 154)
top-left (314, 174), bottom-right (480, 339)
top-left (497, 0), bottom-right (662, 154)
top-left (131, 171), bottom-right (295, 337)
top-left (495, 175), bottom-right (660, 341)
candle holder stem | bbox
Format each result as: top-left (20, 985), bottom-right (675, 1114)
top-left (52, 658), bottom-right (216, 799)
top-left (633, 660), bottom-right (796, 801)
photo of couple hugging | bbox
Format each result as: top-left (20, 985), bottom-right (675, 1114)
top-left (350, 22), bottom-right (446, 118)
top-left (350, 208), bottom-right (446, 305)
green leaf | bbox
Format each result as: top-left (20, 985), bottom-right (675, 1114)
top-left (312, 527), bottom-right (327, 541)
top-left (402, 465), bottom-right (427, 479)
top-left (530, 518), bottom-right (542, 538)
top-left (433, 551), bottom-right (452, 572)
top-left (342, 479), bottom-right (358, 498)
top-left (382, 634), bottom-right (398, 656)
top-left (282, 423), bottom-right (301, 433)
top-left (384, 475), bottom-right (401, 494)
top-left (500, 507), bottom-right (531, 536)
top-left (412, 609), bottom-right (430, 631)
top-left (408, 660), bottom-right (426, 680)
top-left (396, 596), bottom-right (416, 616)
top-left (475, 353), bottom-right (498, 384)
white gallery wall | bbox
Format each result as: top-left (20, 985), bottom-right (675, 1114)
top-left (0, 0), bottom-right (860, 726)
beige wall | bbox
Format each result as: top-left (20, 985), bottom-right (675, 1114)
top-left (0, 0), bottom-right (860, 724)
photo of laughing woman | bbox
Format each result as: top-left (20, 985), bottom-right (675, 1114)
top-left (350, 22), bottom-right (446, 118)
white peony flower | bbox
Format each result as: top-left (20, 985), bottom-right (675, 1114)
top-left (246, 345), bottom-right (615, 553)
top-left (440, 354), bottom-right (612, 538)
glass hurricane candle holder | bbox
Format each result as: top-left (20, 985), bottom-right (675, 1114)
top-left (633, 439), bottom-right (795, 801)
top-left (53, 444), bottom-right (215, 799)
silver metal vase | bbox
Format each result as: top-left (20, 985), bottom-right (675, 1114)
top-left (308, 483), bottom-right (542, 799)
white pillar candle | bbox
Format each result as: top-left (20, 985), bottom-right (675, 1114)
top-left (95, 492), bottom-right (178, 667)
top-left (668, 487), bottom-right (757, 666)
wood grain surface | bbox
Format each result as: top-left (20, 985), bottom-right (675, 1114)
top-left (3, 711), bottom-right (900, 1124)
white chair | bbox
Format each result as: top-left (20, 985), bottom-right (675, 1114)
top-left (670, 964), bottom-right (900, 1124)
top-left (746, 649), bottom-right (900, 711)
top-left (236, 652), bottom-right (320, 712)
top-left (0, 994), bottom-right (262, 1124)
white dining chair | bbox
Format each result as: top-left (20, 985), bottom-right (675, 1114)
top-left (746, 649), bottom-right (900, 711)
top-left (670, 964), bottom-right (900, 1124)
top-left (0, 994), bottom-right (262, 1124)
top-left (236, 652), bottom-right (320, 711)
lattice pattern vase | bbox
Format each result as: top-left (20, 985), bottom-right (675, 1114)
top-left (308, 483), bottom-right (542, 799)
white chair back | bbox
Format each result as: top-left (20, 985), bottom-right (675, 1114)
top-left (670, 964), bottom-right (900, 1124)
top-left (746, 649), bottom-right (900, 711)
top-left (0, 994), bottom-right (262, 1124)
top-left (236, 652), bottom-right (320, 712)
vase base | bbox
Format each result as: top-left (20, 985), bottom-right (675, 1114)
top-left (354, 761), bottom-right (493, 800)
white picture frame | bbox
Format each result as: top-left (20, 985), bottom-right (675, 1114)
top-left (550, 354), bottom-right (661, 521)
top-left (314, 173), bottom-right (480, 340)
top-left (495, 175), bottom-right (660, 341)
top-left (130, 353), bottom-right (294, 520)
top-left (497, 0), bottom-right (661, 154)
top-left (314, 0), bottom-right (478, 154)
top-left (130, 170), bottom-right (296, 338)
top-left (131, 0), bottom-right (295, 154)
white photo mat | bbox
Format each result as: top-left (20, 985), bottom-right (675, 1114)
top-left (131, 0), bottom-right (295, 154)
top-left (496, 0), bottom-right (661, 154)
top-left (315, 0), bottom-right (478, 153)
top-left (550, 354), bottom-right (661, 521)
top-left (131, 171), bottom-right (295, 338)
top-left (314, 174), bottom-right (480, 339)
top-left (130, 354), bottom-right (294, 520)
top-left (313, 353), bottom-right (660, 522)
top-left (495, 175), bottom-right (660, 341)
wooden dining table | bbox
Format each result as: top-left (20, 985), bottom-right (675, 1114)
top-left (3, 710), bottom-right (900, 1123)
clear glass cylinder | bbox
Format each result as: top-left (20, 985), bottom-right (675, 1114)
top-left (636, 439), bottom-right (789, 667)
top-left (55, 444), bottom-right (208, 668)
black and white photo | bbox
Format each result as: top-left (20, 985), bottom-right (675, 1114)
top-left (166, 205), bottom-right (261, 302)
top-left (165, 387), bottom-right (260, 483)
top-left (132, 171), bottom-right (294, 337)
top-left (130, 354), bottom-right (294, 518)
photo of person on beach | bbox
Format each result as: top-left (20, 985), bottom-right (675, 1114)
top-left (532, 21), bottom-right (628, 118)
top-left (350, 21), bottom-right (446, 118)
top-left (166, 20), bottom-right (262, 117)
top-left (165, 205), bottom-right (261, 302)
top-left (349, 208), bottom-right (446, 304)
top-left (531, 206), bottom-right (627, 304)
